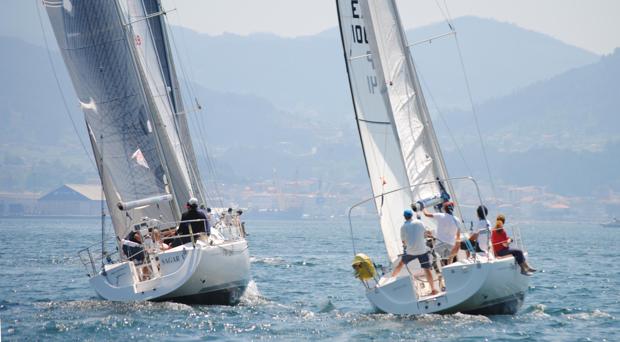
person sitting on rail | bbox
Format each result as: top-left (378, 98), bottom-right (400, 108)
top-left (121, 231), bottom-right (145, 263)
top-left (151, 228), bottom-right (170, 252)
top-left (121, 231), bottom-right (152, 280)
top-left (491, 214), bottom-right (537, 276)
top-left (460, 205), bottom-right (490, 257)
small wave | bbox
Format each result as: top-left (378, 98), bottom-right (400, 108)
top-left (250, 256), bottom-right (288, 266)
top-left (35, 299), bottom-right (195, 314)
top-left (564, 309), bottom-right (614, 321)
top-left (414, 312), bottom-right (492, 324)
top-left (522, 303), bottom-right (551, 318)
top-left (318, 299), bottom-right (336, 313)
top-left (292, 260), bottom-right (317, 267)
top-left (299, 309), bottom-right (316, 320)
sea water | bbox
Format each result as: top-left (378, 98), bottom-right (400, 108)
top-left (0, 217), bottom-right (618, 341)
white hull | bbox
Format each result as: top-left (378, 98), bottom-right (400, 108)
top-left (366, 256), bottom-right (529, 315)
top-left (90, 239), bottom-right (250, 305)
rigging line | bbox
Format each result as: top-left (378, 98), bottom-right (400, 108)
top-left (164, 5), bottom-right (223, 206)
top-left (453, 33), bottom-right (498, 200)
top-left (415, 62), bottom-right (474, 178)
top-left (442, 0), bottom-right (455, 23)
top-left (162, 7), bottom-right (223, 207)
top-left (432, 0), bottom-right (453, 29)
top-left (35, 0), bottom-right (96, 170)
top-left (431, 0), bottom-right (498, 201)
top-left (132, 2), bottom-right (195, 199)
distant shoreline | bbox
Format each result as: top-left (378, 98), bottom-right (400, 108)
top-left (0, 215), bottom-right (609, 225)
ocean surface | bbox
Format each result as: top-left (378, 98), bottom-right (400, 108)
top-left (0, 217), bottom-right (618, 341)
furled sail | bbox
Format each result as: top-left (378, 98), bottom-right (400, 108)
top-left (44, 0), bottom-right (203, 239)
top-left (337, 0), bottom-right (453, 262)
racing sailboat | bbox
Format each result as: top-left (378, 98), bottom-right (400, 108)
top-left (337, 0), bottom-right (530, 314)
top-left (44, 0), bottom-right (250, 304)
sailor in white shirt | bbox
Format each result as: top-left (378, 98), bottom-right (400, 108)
top-left (223, 208), bottom-right (234, 226)
top-left (391, 209), bottom-right (438, 295)
top-left (423, 201), bottom-right (461, 265)
top-left (474, 205), bottom-right (491, 253)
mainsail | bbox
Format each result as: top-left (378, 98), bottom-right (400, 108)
top-left (336, 0), bottom-right (453, 262)
top-left (45, 0), bottom-right (205, 239)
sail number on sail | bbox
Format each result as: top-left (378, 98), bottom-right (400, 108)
top-left (350, 0), bottom-right (378, 95)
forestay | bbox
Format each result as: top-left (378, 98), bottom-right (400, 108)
top-left (337, 0), bottom-right (452, 262)
top-left (45, 0), bottom-right (203, 240)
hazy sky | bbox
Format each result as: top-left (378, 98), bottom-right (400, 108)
top-left (161, 0), bottom-right (619, 54)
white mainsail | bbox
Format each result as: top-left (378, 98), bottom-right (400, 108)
top-left (45, 0), bottom-right (206, 240)
top-left (337, 0), bottom-right (453, 262)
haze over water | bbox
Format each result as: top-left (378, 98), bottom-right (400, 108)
top-left (0, 217), bottom-right (618, 340)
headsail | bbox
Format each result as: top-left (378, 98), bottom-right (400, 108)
top-left (118, 0), bottom-right (207, 206)
top-left (337, 0), bottom-right (453, 262)
top-left (45, 0), bottom-right (204, 239)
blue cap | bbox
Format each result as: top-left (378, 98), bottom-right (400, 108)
top-left (403, 209), bottom-right (413, 218)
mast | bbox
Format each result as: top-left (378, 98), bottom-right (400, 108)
top-left (157, 2), bottom-right (208, 205)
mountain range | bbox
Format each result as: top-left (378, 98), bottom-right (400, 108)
top-left (0, 9), bottom-right (617, 200)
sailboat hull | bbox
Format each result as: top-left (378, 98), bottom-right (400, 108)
top-left (366, 256), bottom-right (529, 315)
top-left (90, 239), bottom-right (250, 305)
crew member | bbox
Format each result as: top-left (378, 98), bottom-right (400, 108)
top-left (175, 197), bottom-right (209, 246)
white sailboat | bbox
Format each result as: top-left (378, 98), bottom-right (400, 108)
top-left (44, 0), bottom-right (250, 304)
top-left (337, 0), bottom-right (530, 314)
top-left (601, 218), bottom-right (620, 227)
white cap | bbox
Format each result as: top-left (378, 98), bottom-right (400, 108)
top-left (188, 197), bottom-right (199, 206)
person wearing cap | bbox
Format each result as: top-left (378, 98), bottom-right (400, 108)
top-left (423, 201), bottom-right (461, 265)
top-left (174, 197), bottom-right (209, 246)
top-left (391, 209), bottom-right (438, 295)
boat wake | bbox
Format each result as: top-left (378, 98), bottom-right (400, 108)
top-left (35, 299), bottom-right (195, 313)
top-left (563, 309), bottom-right (613, 320)
top-left (239, 280), bottom-right (270, 306)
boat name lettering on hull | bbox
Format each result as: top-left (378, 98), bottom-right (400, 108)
top-left (161, 254), bottom-right (185, 265)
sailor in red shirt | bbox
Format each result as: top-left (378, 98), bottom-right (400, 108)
top-left (491, 215), bottom-right (536, 276)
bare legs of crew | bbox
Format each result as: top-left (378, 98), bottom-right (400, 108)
top-left (391, 260), bottom-right (405, 277)
top-left (448, 243), bottom-right (460, 264)
top-left (425, 268), bottom-right (438, 295)
top-left (392, 261), bottom-right (439, 296)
